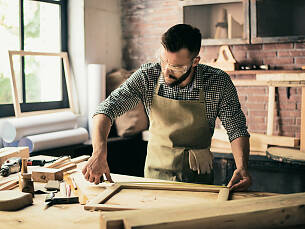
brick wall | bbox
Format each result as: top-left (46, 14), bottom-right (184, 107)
top-left (121, 0), bottom-right (304, 138)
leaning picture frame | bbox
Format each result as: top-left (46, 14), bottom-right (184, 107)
top-left (8, 50), bottom-right (75, 117)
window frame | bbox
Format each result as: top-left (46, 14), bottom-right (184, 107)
top-left (0, 0), bottom-right (68, 118)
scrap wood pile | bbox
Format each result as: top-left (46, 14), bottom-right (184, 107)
top-left (0, 147), bottom-right (89, 191)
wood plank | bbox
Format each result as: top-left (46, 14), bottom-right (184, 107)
top-left (101, 192), bottom-right (305, 229)
top-left (217, 188), bottom-right (230, 201)
top-left (267, 86), bottom-right (275, 136)
top-left (228, 70), bottom-right (305, 75)
top-left (232, 80), bottom-right (305, 87)
top-left (84, 184), bottom-right (122, 211)
top-left (301, 87), bottom-right (305, 152)
top-left (71, 155), bottom-right (90, 164)
top-left (8, 51), bottom-right (21, 117)
top-left (213, 128), bottom-right (299, 149)
top-left (44, 156), bottom-right (71, 168)
top-left (31, 167), bottom-right (63, 182)
top-left (267, 147), bottom-right (305, 165)
top-left (256, 73), bottom-right (305, 81)
top-left (0, 180), bottom-right (19, 191)
top-left (0, 147), bottom-right (30, 166)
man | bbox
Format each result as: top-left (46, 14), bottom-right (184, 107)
top-left (82, 24), bottom-right (252, 191)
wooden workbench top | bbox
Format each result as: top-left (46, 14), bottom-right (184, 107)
top-left (0, 161), bottom-right (279, 229)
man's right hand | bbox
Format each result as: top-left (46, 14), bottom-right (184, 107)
top-left (82, 152), bottom-right (113, 185)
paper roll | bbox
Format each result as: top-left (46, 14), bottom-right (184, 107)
top-left (18, 128), bottom-right (89, 153)
top-left (3, 141), bottom-right (19, 147)
top-left (87, 64), bottom-right (106, 138)
top-left (0, 112), bottom-right (77, 143)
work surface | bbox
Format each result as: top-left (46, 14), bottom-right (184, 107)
top-left (0, 161), bottom-right (280, 229)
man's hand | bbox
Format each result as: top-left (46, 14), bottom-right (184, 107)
top-left (227, 168), bottom-right (252, 191)
top-left (82, 153), bottom-right (113, 185)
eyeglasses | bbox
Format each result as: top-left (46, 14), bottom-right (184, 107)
top-left (160, 56), bottom-right (194, 77)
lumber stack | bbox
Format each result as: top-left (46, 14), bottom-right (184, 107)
top-left (31, 155), bottom-right (89, 183)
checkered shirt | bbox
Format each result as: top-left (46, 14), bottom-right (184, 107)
top-left (95, 63), bottom-right (250, 142)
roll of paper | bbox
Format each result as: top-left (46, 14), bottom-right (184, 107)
top-left (18, 128), bottom-right (88, 153)
top-left (3, 141), bottom-right (19, 147)
top-left (0, 112), bottom-right (77, 143)
top-left (87, 64), bottom-right (106, 138)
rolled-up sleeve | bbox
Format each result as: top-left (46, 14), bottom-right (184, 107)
top-left (218, 76), bottom-right (250, 142)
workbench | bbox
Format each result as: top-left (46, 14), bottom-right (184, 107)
top-left (0, 161), bottom-right (303, 229)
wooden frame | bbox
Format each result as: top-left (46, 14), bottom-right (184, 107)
top-left (8, 50), bottom-right (75, 117)
top-left (84, 183), bottom-right (230, 211)
top-left (100, 192), bottom-right (305, 229)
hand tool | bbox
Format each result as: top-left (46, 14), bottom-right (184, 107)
top-left (44, 192), bottom-right (79, 209)
top-left (0, 157), bottom-right (56, 177)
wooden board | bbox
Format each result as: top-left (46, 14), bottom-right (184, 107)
top-left (213, 128), bottom-right (299, 150)
top-left (84, 183), bottom-right (229, 211)
top-left (267, 147), bottom-right (305, 165)
top-left (31, 167), bottom-right (63, 183)
top-left (0, 190), bottom-right (33, 211)
top-left (100, 192), bottom-right (305, 229)
top-left (256, 73), bottom-right (305, 81)
top-left (0, 147), bottom-right (29, 166)
top-left (301, 86), bottom-right (305, 152)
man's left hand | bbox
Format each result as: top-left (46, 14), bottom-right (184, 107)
top-left (227, 168), bottom-right (252, 191)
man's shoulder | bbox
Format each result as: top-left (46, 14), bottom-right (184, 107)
top-left (138, 62), bottom-right (161, 75)
top-left (197, 64), bottom-right (229, 77)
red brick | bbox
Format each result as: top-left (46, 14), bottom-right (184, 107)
top-left (295, 42), bottom-right (305, 49)
top-left (249, 116), bottom-right (266, 123)
top-left (263, 57), bottom-right (294, 65)
top-left (295, 57), bottom-right (305, 64)
top-left (278, 50), bottom-right (305, 57)
top-left (237, 87), bottom-right (266, 95)
top-left (278, 110), bottom-right (301, 117)
top-left (247, 95), bottom-right (268, 103)
top-left (278, 118), bottom-right (296, 125)
top-left (246, 103), bottom-right (266, 110)
top-left (233, 44), bottom-right (262, 51)
top-left (248, 110), bottom-right (267, 117)
top-left (296, 118), bottom-right (301, 125)
top-left (263, 43), bottom-right (294, 50)
top-left (278, 103), bottom-right (297, 110)
top-left (248, 50), bottom-right (276, 58)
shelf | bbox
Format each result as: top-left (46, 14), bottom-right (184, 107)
top-left (227, 70), bottom-right (305, 75)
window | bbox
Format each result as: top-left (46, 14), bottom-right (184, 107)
top-left (0, 0), bottom-right (68, 117)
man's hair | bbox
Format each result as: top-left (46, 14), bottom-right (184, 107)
top-left (161, 24), bottom-right (202, 57)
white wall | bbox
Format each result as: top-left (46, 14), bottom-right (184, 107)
top-left (68, 0), bottom-right (122, 129)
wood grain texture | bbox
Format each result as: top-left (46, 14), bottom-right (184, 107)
top-left (101, 192), bottom-right (305, 229)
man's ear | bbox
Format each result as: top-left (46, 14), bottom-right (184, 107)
top-left (192, 56), bottom-right (201, 67)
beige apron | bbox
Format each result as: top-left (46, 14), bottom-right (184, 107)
top-left (144, 76), bottom-right (214, 184)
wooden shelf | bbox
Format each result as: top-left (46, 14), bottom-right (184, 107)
top-left (227, 70), bottom-right (305, 75)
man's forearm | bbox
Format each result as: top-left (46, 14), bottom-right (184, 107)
top-left (92, 114), bottom-right (112, 155)
top-left (230, 136), bottom-right (250, 170)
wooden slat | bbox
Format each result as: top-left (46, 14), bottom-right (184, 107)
top-left (8, 51), bottom-right (21, 117)
top-left (101, 192), bottom-right (305, 229)
top-left (213, 128), bottom-right (299, 149)
top-left (44, 156), bottom-right (71, 168)
top-left (71, 155), bottom-right (90, 164)
top-left (84, 184), bottom-right (122, 211)
top-left (267, 86), bottom-right (275, 136)
top-left (267, 147), bottom-right (305, 164)
top-left (256, 73), bottom-right (305, 81)
top-left (216, 188), bottom-right (230, 201)
top-left (0, 180), bottom-right (18, 191)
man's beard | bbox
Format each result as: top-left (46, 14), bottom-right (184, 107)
top-left (164, 66), bottom-right (192, 87)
